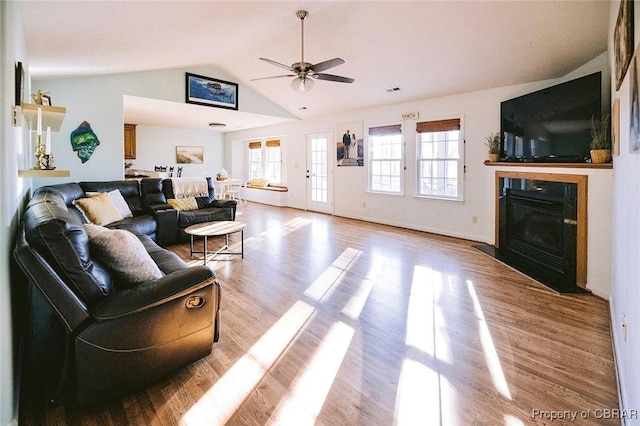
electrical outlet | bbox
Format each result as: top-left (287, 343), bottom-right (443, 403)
top-left (362, 201), bottom-right (366, 208)
top-left (472, 216), bottom-right (478, 224)
top-left (623, 315), bottom-right (628, 342)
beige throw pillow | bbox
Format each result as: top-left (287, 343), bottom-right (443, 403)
top-left (84, 224), bottom-right (164, 287)
top-left (73, 192), bottom-right (123, 226)
top-left (85, 190), bottom-right (133, 219)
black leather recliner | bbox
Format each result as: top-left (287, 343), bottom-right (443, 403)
top-left (14, 184), bottom-right (221, 405)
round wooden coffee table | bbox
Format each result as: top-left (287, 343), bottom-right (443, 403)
top-left (185, 221), bottom-right (247, 265)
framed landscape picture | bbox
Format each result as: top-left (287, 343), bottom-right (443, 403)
top-left (185, 73), bottom-right (238, 110)
top-left (176, 146), bottom-right (204, 164)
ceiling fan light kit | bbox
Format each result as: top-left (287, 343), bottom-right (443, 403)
top-left (290, 76), bottom-right (315, 92)
top-left (253, 10), bottom-right (354, 92)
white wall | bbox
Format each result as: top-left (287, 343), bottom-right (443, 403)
top-left (609, 1), bottom-right (640, 420)
top-left (226, 54), bottom-right (612, 298)
top-left (1, 2), bottom-right (31, 425)
top-left (133, 126), bottom-right (226, 178)
top-left (31, 66), bottom-right (291, 187)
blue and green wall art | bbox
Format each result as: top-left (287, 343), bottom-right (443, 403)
top-left (70, 121), bottom-right (100, 163)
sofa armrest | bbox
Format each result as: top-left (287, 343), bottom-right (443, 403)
top-left (207, 199), bottom-right (237, 209)
top-left (206, 199), bottom-right (237, 220)
top-left (92, 266), bottom-right (215, 320)
top-left (148, 205), bottom-right (178, 246)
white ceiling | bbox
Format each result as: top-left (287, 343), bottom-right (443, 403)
top-left (20, 1), bottom-right (609, 133)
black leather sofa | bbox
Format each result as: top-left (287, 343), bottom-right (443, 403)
top-left (79, 177), bottom-right (237, 245)
top-left (13, 179), bottom-right (226, 405)
top-left (160, 178), bottom-right (237, 242)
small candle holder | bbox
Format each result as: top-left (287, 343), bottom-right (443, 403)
top-left (34, 135), bottom-right (55, 170)
top-left (34, 134), bottom-right (46, 170)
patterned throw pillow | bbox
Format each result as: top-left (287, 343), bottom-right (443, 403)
top-left (167, 197), bottom-right (198, 211)
top-left (73, 192), bottom-right (123, 226)
top-left (84, 224), bottom-right (163, 288)
top-left (248, 178), bottom-right (269, 187)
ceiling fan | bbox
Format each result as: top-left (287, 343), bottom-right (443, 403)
top-left (252, 10), bottom-right (354, 92)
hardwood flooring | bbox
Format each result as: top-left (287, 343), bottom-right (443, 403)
top-left (20, 202), bottom-right (619, 425)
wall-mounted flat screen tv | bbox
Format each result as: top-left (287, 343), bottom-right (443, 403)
top-left (500, 72), bottom-right (602, 163)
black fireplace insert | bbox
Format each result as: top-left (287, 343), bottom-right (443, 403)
top-left (477, 177), bottom-right (586, 293)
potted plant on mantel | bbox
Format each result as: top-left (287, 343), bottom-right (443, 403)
top-left (485, 132), bottom-right (501, 162)
top-left (590, 114), bottom-right (612, 164)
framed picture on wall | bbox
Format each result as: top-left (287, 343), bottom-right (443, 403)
top-left (185, 73), bottom-right (238, 110)
top-left (336, 121), bottom-right (364, 166)
top-left (613, 98), bottom-right (621, 156)
top-left (15, 62), bottom-right (24, 107)
top-left (630, 55), bottom-right (640, 153)
top-left (614, 0), bottom-right (634, 91)
top-left (176, 146), bottom-right (204, 164)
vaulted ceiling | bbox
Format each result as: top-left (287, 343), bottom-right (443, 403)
top-left (20, 1), bottom-right (609, 132)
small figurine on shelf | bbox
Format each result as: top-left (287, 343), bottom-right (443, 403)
top-left (31, 89), bottom-right (51, 106)
top-left (39, 154), bottom-right (55, 170)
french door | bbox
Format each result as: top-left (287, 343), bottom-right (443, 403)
top-left (306, 131), bottom-right (333, 214)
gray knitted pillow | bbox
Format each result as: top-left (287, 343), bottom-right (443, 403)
top-left (84, 224), bottom-right (163, 288)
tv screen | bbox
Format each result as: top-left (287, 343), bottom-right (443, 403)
top-left (500, 72), bottom-right (602, 163)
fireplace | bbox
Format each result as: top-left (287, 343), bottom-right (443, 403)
top-left (479, 172), bottom-right (588, 293)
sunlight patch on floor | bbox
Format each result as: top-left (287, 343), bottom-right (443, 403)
top-left (304, 247), bottom-right (360, 302)
top-left (259, 216), bottom-right (312, 239)
top-left (342, 278), bottom-right (373, 320)
top-left (394, 265), bottom-right (461, 425)
top-left (180, 300), bottom-right (316, 425)
top-left (395, 358), bottom-right (445, 425)
top-left (181, 247), bottom-right (361, 425)
top-left (270, 260), bottom-right (372, 424)
top-left (466, 279), bottom-right (512, 400)
top-left (405, 265), bottom-right (452, 361)
top-left (504, 414), bottom-right (526, 425)
top-left (268, 321), bottom-right (355, 424)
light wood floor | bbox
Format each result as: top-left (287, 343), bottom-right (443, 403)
top-left (21, 202), bottom-right (619, 425)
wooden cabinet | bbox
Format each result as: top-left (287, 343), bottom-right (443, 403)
top-left (124, 123), bottom-right (137, 159)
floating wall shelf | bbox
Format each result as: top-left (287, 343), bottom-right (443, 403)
top-left (18, 169), bottom-right (70, 178)
top-left (21, 103), bottom-right (67, 132)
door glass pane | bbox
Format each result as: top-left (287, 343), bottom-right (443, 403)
top-left (311, 137), bottom-right (328, 203)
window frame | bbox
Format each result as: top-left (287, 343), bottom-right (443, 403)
top-left (415, 117), bottom-right (464, 201)
top-left (247, 139), bottom-right (282, 184)
top-left (367, 124), bottom-right (404, 195)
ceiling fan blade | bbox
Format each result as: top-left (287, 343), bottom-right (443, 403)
top-left (315, 73), bottom-right (355, 84)
top-left (259, 57), bottom-right (295, 72)
top-left (251, 74), bottom-right (295, 81)
top-left (310, 58), bottom-right (345, 73)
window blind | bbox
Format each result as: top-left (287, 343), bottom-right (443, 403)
top-left (416, 118), bottom-right (460, 133)
top-left (368, 124), bottom-right (402, 136)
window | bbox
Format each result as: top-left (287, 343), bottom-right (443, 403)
top-left (368, 124), bottom-right (403, 194)
top-left (416, 118), bottom-right (463, 200)
top-left (248, 141), bottom-right (263, 179)
top-left (265, 140), bottom-right (282, 184)
top-left (248, 139), bottom-right (282, 184)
